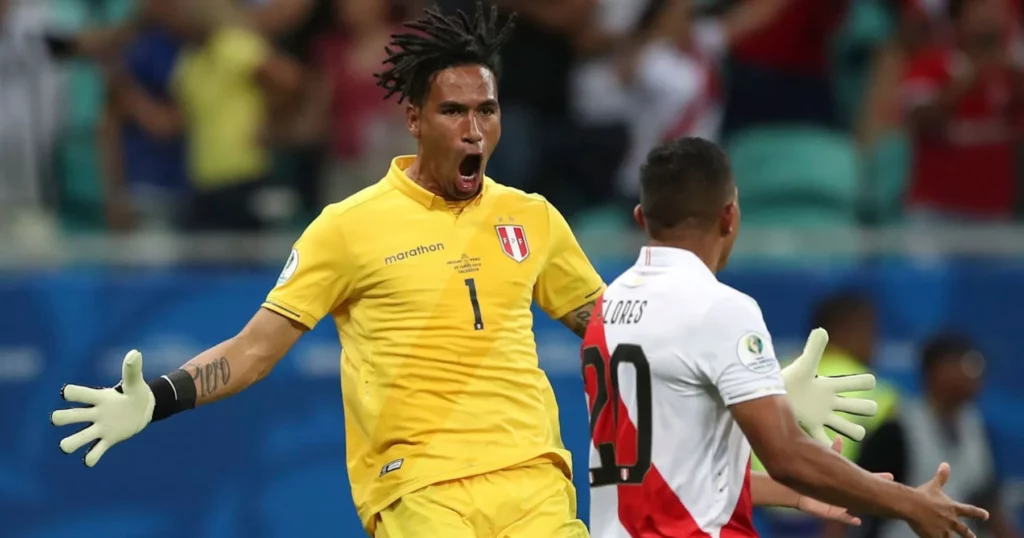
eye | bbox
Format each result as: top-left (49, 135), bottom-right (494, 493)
top-left (442, 108), bottom-right (461, 116)
top-left (479, 106), bottom-right (497, 116)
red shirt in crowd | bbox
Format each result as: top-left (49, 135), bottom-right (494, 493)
top-left (902, 47), bottom-right (1019, 216)
top-left (315, 31), bottom-right (400, 160)
top-left (730, 0), bottom-right (850, 75)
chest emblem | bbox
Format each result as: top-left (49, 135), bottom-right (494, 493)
top-left (495, 225), bottom-right (530, 262)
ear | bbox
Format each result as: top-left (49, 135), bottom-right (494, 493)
top-left (720, 202), bottom-right (737, 237)
top-left (633, 204), bottom-right (646, 231)
top-left (406, 104), bottom-right (421, 139)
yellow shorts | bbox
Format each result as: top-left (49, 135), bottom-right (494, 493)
top-left (373, 458), bottom-right (589, 538)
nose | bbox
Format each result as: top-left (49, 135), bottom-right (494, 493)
top-left (462, 115), bottom-right (483, 145)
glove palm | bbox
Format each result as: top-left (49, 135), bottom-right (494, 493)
top-left (781, 329), bottom-right (878, 445)
top-left (51, 350), bottom-right (155, 467)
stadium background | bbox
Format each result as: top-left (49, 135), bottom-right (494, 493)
top-left (3, 0), bottom-right (1024, 536)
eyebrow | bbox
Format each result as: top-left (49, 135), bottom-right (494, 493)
top-left (438, 99), bottom-right (499, 109)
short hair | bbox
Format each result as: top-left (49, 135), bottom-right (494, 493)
top-left (809, 291), bottom-right (875, 333)
top-left (375, 3), bottom-right (516, 107)
top-left (920, 332), bottom-right (976, 377)
top-left (639, 137), bottom-right (734, 235)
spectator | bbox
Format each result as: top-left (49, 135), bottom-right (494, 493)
top-left (0, 0), bottom-right (62, 224)
top-left (721, 0), bottom-right (852, 137)
top-left (808, 291), bottom-right (899, 459)
top-left (315, 0), bottom-right (412, 201)
top-left (902, 0), bottom-right (1024, 222)
top-left (246, 0), bottom-right (333, 219)
top-left (574, 0), bottom-right (792, 202)
top-left (851, 333), bottom-right (1021, 538)
top-left (172, 0), bottom-right (302, 231)
top-left (97, 0), bottom-right (189, 231)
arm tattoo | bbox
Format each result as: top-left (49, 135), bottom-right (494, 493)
top-left (560, 300), bottom-right (597, 338)
top-left (190, 357), bottom-right (232, 399)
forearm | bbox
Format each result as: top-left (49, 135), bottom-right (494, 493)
top-left (559, 299), bottom-right (597, 338)
top-left (179, 337), bottom-right (271, 406)
top-left (766, 435), bottom-right (921, 519)
top-left (138, 326), bottom-right (286, 422)
top-left (751, 471), bottom-right (801, 507)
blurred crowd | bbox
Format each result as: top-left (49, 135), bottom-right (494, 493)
top-left (2, 0), bottom-right (1024, 237)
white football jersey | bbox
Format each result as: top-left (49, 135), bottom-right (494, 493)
top-left (582, 246), bottom-right (787, 538)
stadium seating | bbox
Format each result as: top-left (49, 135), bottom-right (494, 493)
top-left (863, 132), bottom-right (911, 224)
top-left (727, 126), bottom-right (861, 228)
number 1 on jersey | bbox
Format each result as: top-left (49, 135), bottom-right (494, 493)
top-left (464, 278), bottom-right (484, 330)
top-left (582, 344), bottom-right (653, 487)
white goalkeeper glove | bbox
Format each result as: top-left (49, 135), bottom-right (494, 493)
top-left (51, 350), bottom-right (155, 467)
top-left (781, 329), bottom-right (878, 445)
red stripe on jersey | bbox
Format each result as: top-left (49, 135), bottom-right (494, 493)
top-left (513, 226), bottom-right (528, 258)
top-left (721, 461), bottom-right (756, 538)
top-left (498, 227), bottom-right (512, 257)
top-left (582, 298), bottom-right (758, 538)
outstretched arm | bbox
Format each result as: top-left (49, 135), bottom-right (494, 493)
top-left (752, 437), bottom-right (894, 526)
top-left (177, 307), bottom-right (304, 405)
top-left (52, 308), bottom-right (305, 466)
top-left (53, 206), bottom-right (354, 467)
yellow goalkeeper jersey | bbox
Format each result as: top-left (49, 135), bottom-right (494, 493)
top-left (262, 156), bottom-right (605, 531)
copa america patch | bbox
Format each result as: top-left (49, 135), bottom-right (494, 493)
top-left (735, 332), bottom-right (778, 373)
top-left (276, 249), bottom-right (299, 286)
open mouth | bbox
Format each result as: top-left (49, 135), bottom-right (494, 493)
top-left (457, 155), bottom-right (482, 193)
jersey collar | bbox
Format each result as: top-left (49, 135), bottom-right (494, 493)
top-left (637, 246), bottom-right (710, 272)
top-left (386, 155), bottom-right (491, 209)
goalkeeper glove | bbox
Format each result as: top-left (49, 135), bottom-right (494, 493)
top-left (51, 350), bottom-right (155, 467)
top-left (781, 328), bottom-right (879, 445)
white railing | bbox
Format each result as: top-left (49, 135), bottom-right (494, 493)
top-left (1, 225), bottom-right (1024, 267)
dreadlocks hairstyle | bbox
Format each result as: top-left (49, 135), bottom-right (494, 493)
top-left (375, 2), bottom-right (516, 106)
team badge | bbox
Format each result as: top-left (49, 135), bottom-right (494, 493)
top-left (496, 225), bottom-right (530, 262)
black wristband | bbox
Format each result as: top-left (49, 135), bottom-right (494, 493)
top-left (116, 369), bottom-right (197, 422)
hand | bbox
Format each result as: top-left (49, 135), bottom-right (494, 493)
top-left (796, 437), bottom-right (895, 525)
top-left (51, 350), bottom-right (155, 467)
top-left (781, 328), bottom-right (878, 445)
top-left (908, 463), bottom-right (990, 538)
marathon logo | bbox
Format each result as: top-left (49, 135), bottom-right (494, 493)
top-left (384, 243), bottom-right (445, 265)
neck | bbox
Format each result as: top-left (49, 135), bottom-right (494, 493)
top-left (648, 231), bottom-right (722, 273)
top-left (404, 156), bottom-right (445, 198)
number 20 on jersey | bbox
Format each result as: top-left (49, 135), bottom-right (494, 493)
top-left (582, 343), bottom-right (653, 487)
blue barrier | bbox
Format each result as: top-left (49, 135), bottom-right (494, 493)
top-left (2, 257), bottom-right (1024, 537)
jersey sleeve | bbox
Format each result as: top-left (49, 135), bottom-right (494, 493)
top-left (692, 294), bottom-right (787, 406)
top-left (533, 201), bottom-right (606, 319)
top-left (262, 209), bottom-right (355, 329)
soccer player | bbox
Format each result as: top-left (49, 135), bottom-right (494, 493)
top-left (582, 137), bottom-right (991, 538)
top-left (50, 5), bottom-right (600, 537)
